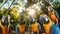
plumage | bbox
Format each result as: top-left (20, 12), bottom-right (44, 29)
top-left (51, 23), bottom-right (60, 34)
top-left (48, 10), bottom-right (58, 23)
top-left (39, 14), bottom-right (53, 34)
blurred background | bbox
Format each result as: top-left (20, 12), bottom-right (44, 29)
top-left (0, 0), bottom-right (60, 34)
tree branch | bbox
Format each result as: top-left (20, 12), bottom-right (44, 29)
top-left (0, 0), bottom-right (8, 9)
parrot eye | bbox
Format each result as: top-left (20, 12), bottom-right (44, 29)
top-left (44, 17), bottom-right (49, 24)
top-left (48, 6), bottom-right (53, 12)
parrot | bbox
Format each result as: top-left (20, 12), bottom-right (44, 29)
top-left (42, 0), bottom-right (59, 24)
top-left (0, 8), bottom-right (10, 34)
top-left (48, 6), bottom-right (58, 24)
top-left (15, 13), bottom-right (26, 34)
top-left (1, 15), bottom-right (10, 34)
top-left (27, 16), bottom-right (41, 34)
top-left (38, 14), bottom-right (53, 34)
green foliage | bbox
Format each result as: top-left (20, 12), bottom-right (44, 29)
top-left (0, 10), bottom-right (3, 19)
top-left (8, 10), bottom-right (19, 30)
top-left (0, 0), bottom-right (3, 3)
top-left (53, 3), bottom-right (60, 9)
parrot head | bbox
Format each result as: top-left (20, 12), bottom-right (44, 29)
top-left (38, 14), bottom-right (50, 24)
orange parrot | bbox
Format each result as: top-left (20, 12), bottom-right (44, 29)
top-left (30, 22), bottom-right (39, 33)
top-left (43, 17), bottom-right (52, 34)
top-left (39, 14), bottom-right (53, 34)
top-left (0, 16), bottom-right (10, 34)
top-left (48, 6), bottom-right (58, 23)
top-left (15, 13), bottom-right (26, 34)
top-left (18, 24), bottom-right (26, 34)
top-left (48, 10), bottom-right (58, 23)
top-left (27, 16), bottom-right (41, 34)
